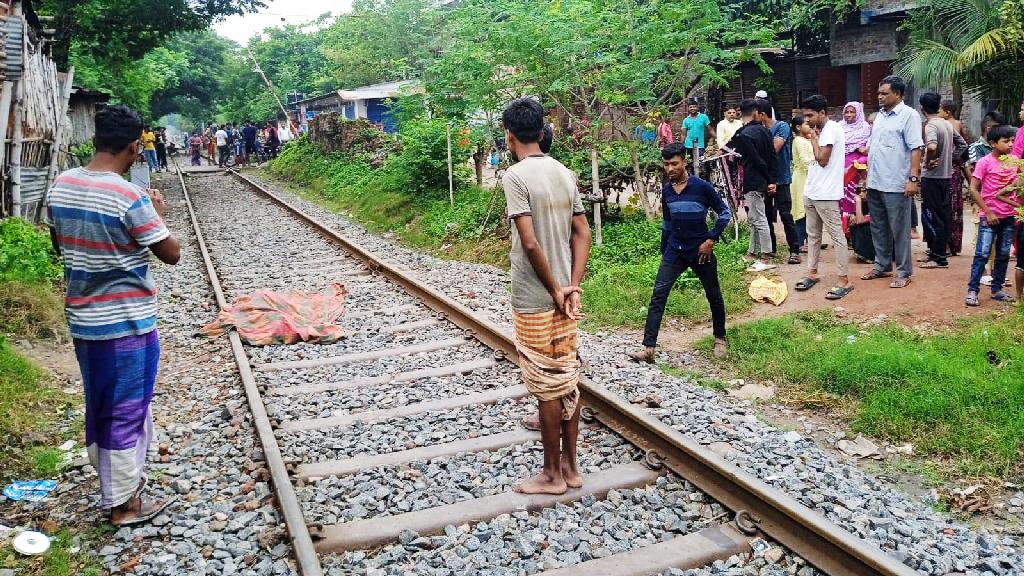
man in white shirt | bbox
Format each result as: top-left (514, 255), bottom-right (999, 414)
top-left (215, 125), bottom-right (229, 167)
top-left (796, 94), bottom-right (852, 299)
top-left (716, 105), bottom-right (742, 149)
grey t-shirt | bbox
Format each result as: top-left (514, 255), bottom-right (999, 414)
top-left (923, 116), bottom-right (953, 179)
top-left (503, 155), bottom-right (585, 313)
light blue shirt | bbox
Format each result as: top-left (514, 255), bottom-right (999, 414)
top-left (866, 101), bottom-right (924, 193)
top-left (683, 113), bottom-right (710, 148)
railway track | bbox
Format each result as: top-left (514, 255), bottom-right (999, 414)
top-left (175, 167), bottom-right (918, 576)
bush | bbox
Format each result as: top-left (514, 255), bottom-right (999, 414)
top-left (0, 218), bottom-right (61, 284)
top-left (395, 117), bottom-right (473, 195)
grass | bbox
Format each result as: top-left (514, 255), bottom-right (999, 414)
top-left (660, 364), bottom-right (730, 391)
top-left (705, 309), bottom-right (1024, 479)
top-left (0, 280), bottom-right (66, 339)
top-left (1, 527), bottom-right (110, 576)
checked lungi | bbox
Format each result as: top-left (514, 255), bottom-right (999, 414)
top-left (512, 309), bottom-right (581, 420)
top-left (74, 330), bottom-right (160, 508)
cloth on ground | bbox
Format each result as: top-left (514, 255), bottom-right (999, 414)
top-left (203, 283), bottom-right (348, 346)
top-left (512, 309), bottom-right (581, 420)
top-left (748, 275), bottom-right (788, 305)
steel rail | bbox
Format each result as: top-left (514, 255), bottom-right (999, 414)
top-left (228, 169), bottom-right (919, 576)
top-left (175, 169), bottom-right (324, 576)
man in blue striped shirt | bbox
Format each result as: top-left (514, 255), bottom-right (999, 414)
top-left (630, 143), bottom-right (731, 363)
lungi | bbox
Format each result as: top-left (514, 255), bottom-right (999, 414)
top-left (74, 330), bottom-right (160, 508)
top-left (512, 309), bottom-right (581, 420)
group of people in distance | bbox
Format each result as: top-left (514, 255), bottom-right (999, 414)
top-left (186, 120), bottom-right (281, 168)
top-left (139, 125), bottom-right (170, 173)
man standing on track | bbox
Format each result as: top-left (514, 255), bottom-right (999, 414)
top-left (216, 124), bottom-right (229, 168)
top-left (502, 98), bottom-right (591, 495)
top-left (45, 104), bottom-right (181, 526)
top-left (241, 120), bottom-right (258, 167)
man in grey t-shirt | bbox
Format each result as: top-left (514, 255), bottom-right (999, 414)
top-left (502, 98), bottom-right (591, 495)
top-left (919, 91), bottom-right (967, 268)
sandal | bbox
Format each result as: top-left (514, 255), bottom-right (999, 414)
top-left (860, 270), bottom-right (893, 281)
top-left (795, 277), bottom-right (819, 291)
top-left (919, 261), bottom-right (948, 269)
top-left (520, 413), bottom-right (541, 431)
top-left (965, 290), bottom-right (979, 306)
top-left (787, 253), bottom-right (801, 265)
top-left (825, 285), bottom-right (854, 300)
top-left (110, 494), bottom-right (175, 527)
top-left (889, 277), bottom-right (911, 288)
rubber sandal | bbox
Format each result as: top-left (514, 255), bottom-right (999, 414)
top-left (787, 254), bottom-right (801, 264)
top-left (110, 495), bottom-right (175, 527)
top-left (919, 261), bottom-right (948, 269)
top-left (825, 285), bottom-right (854, 300)
top-left (889, 277), bottom-right (911, 288)
top-left (965, 291), bottom-right (979, 306)
top-left (795, 277), bottom-right (819, 291)
top-left (860, 270), bottom-right (892, 281)
top-left (992, 291), bottom-right (1016, 303)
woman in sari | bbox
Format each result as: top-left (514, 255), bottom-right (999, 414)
top-left (841, 102), bottom-right (871, 215)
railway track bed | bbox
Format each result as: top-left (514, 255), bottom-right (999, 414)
top-left (170, 167), bottom-right (1019, 576)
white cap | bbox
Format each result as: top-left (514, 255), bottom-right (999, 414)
top-left (755, 90), bottom-right (769, 98)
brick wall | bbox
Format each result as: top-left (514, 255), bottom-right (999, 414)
top-left (831, 21), bottom-right (902, 67)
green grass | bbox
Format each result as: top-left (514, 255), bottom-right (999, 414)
top-left (0, 338), bottom-right (76, 483)
top-left (707, 310), bottom-right (1024, 479)
top-left (1, 528), bottom-right (109, 576)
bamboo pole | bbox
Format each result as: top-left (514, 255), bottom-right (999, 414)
top-left (42, 65), bottom-right (73, 221)
top-left (446, 122), bottom-right (454, 207)
top-left (590, 146), bottom-right (602, 245)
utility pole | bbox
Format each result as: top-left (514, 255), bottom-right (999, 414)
top-left (246, 46), bottom-right (298, 133)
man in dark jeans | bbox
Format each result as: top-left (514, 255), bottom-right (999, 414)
top-left (759, 100), bottom-right (800, 263)
top-left (629, 143), bottom-right (731, 363)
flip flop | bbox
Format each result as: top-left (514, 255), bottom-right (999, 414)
top-left (919, 261), bottom-right (948, 269)
top-left (110, 495), bottom-right (175, 527)
top-left (825, 285), bottom-right (854, 300)
top-left (794, 277), bottom-right (819, 291)
top-left (860, 270), bottom-right (893, 281)
top-left (520, 414), bottom-right (541, 431)
top-left (889, 277), bottom-right (911, 288)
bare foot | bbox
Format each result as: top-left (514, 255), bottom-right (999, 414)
top-left (513, 471), bottom-right (567, 495)
top-left (560, 456), bottom-right (582, 489)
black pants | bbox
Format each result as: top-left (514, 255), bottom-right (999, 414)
top-left (218, 145), bottom-right (230, 167)
top-left (765, 183), bottom-right (800, 255)
top-left (921, 177), bottom-right (951, 264)
top-left (642, 254), bottom-right (726, 347)
top-left (156, 146), bottom-right (167, 169)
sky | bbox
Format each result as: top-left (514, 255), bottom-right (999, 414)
top-left (213, 0), bottom-right (351, 45)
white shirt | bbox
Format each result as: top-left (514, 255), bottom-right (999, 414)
top-left (215, 129), bottom-right (228, 147)
top-left (804, 120), bottom-right (845, 201)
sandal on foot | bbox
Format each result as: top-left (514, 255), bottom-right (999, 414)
top-left (919, 261), bottom-right (948, 269)
top-left (889, 277), bottom-right (911, 288)
top-left (825, 285), bottom-right (854, 300)
top-left (860, 270), bottom-right (892, 281)
top-left (520, 414), bottom-right (541, 431)
top-left (965, 291), bottom-right (979, 306)
top-left (787, 253), bottom-right (801, 264)
top-left (992, 291), bottom-right (1016, 303)
top-left (110, 495), bottom-right (175, 527)
top-left (794, 277), bottom-right (819, 291)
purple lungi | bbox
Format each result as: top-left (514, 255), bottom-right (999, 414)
top-left (74, 330), bottom-right (159, 508)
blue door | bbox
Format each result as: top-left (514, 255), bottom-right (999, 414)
top-left (366, 99), bottom-right (397, 132)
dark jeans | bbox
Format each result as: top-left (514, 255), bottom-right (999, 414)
top-left (217, 145), bottom-right (230, 167)
top-left (795, 217), bottom-right (807, 246)
top-left (968, 216), bottom-right (1015, 293)
top-left (765, 184), bottom-right (800, 254)
top-left (920, 177), bottom-right (951, 265)
top-left (642, 254), bottom-right (726, 347)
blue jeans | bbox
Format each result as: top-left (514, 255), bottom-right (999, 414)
top-left (967, 216), bottom-right (1015, 293)
top-left (143, 149), bottom-right (158, 171)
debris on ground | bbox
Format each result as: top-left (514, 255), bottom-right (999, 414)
top-left (748, 276), bottom-right (788, 306)
top-left (728, 382), bottom-right (775, 401)
top-left (2, 480), bottom-right (57, 502)
top-left (944, 484), bottom-right (994, 514)
top-left (835, 434), bottom-right (882, 460)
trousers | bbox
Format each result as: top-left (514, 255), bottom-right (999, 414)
top-left (805, 199), bottom-right (849, 277)
top-left (745, 191), bottom-right (772, 256)
top-left (867, 189), bottom-right (913, 278)
top-left (765, 184), bottom-right (800, 254)
top-left (642, 254), bottom-right (726, 346)
top-left (920, 177), bottom-right (951, 265)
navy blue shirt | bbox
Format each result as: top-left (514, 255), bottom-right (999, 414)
top-left (769, 121), bottom-right (792, 185)
top-left (660, 176), bottom-right (731, 262)
top-left (241, 125), bottom-right (258, 144)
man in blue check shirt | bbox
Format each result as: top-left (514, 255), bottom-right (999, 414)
top-left (629, 143), bottom-right (731, 363)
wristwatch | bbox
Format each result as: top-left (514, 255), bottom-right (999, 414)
top-left (908, 176), bottom-right (920, 183)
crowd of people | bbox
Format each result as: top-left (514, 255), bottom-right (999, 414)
top-left (186, 120), bottom-right (282, 168)
top-left (628, 75), bottom-right (1024, 363)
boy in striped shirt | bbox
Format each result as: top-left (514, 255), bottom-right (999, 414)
top-left (45, 104), bottom-right (181, 525)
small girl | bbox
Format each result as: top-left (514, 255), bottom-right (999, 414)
top-left (789, 115), bottom-right (813, 251)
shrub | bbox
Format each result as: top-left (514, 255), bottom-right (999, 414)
top-left (0, 218), bottom-right (61, 284)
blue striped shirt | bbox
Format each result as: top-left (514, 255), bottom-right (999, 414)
top-left (660, 176), bottom-right (731, 261)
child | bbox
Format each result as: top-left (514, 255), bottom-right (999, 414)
top-left (994, 147), bottom-right (1024, 302)
top-left (966, 125), bottom-right (1021, 305)
top-left (790, 115), bottom-right (813, 251)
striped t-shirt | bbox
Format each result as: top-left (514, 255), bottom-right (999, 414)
top-left (44, 168), bottom-right (170, 340)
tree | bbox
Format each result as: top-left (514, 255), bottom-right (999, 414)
top-left (34, 0), bottom-right (265, 70)
top-left (318, 0), bottom-right (441, 89)
top-left (895, 0), bottom-right (1024, 112)
top-left (150, 31), bottom-right (238, 123)
top-left (431, 0), bottom-right (774, 224)
top-left (71, 45), bottom-right (190, 118)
